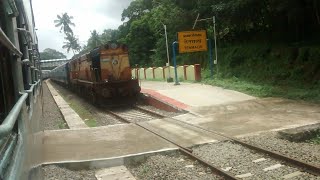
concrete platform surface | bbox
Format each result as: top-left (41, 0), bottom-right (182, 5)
top-left (176, 98), bottom-right (320, 137)
top-left (42, 124), bottom-right (176, 164)
top-left (141, 81), bottom-right (255, 108)
top-left (141, 81), bottom-right (319, 137)
top-left (139, 118), bottom-right (222, 147)
top-left (95, 166), bottom-right (136, 180)
top-left (42, 117), bottom-right (224, 164)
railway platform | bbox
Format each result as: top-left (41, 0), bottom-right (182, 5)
top-left (140, 81), bottom-right (320, 137)
top-left (140, 81), bottom-right (255, 110)
top-left (42, 80), bottom-right (320, 178)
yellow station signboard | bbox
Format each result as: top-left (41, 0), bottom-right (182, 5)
top-left (178, 30), bottom-right (207, 53)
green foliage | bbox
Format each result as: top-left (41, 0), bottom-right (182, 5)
top-left (202, 75), bottom-right (320, 103)
top-left (54, 12), bottom-right (81, 55)
top-left (40, 48), bottom-right (66, 60)
top-left (87, 30), bottom-right (102, 49)
top-left (84, 119), bottom-right (97, 127)
top-left (201, 43), bottom-right (320, 103)
top-left (54, 13), bottom-right (75, 35)
top-left (114, 0), bottom-right (320, 68)
top-left (307, 133), bottom-right (320, 144)
top-left (57, 88), bottom-right (97, 128)
top-left (58, 121), bottom-right (68, 129)
top-left (62, 34), bottom-right (81, 54)
top-left (212, 44), bottom-right (320, 85)
top-left (76, 28), bottom-right (121, 57)
top-left (126, 16), bottom-right (156, 66)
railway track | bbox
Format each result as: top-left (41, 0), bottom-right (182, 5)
top-left (106, 107), bottom-right (158, 123)
top-left (106, 106), bottom-right (320, 179)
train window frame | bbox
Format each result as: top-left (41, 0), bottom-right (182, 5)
top-left (0, 46), bottom-right (16, 122)
top-left (0, 66), bottom-right (6, 121)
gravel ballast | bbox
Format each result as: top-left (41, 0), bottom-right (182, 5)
top-left (50, 81), bottom-right (183, 126)
top-left (193, 141), bottom-right (319, 179)
top-left (240, 131), bottom-right (320, 167)
top-left (43, 165), bottom-right (96, 180)
top-left (128, 152), bottom-right (222, 180)
top-left (42, 82), bottom-right (67, 130)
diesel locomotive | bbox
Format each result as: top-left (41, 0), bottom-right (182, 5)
top-left (50, 42), bottom-right (141, 103)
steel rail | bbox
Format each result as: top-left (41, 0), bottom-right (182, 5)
top-left (104, 109), bottom-right (131, 124)
top-left (133, 106), bottom-right (165, 118)
top-left (136, 106), bottom-right (320, 176)
top-left (179, 148), bottom-right (239, 180)
top-left (136, 122), bottom-right (193, 153)
top-left (106, 108), bottom-right (239, 180)
top-left (105, 109), bottom-right (193, 153)
top-left (168, 118), bottom-right (320, 176)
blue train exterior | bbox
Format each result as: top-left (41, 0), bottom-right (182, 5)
top-left (50, 63), bottom-right (70, 85)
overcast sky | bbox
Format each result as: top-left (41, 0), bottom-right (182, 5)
top-left (32, 0), bottom-right (132, 58)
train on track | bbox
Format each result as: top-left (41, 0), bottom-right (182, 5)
top-left (0, 0), bottom-right (43, 179)
top-left (50, 42), bottom-right (141, 104)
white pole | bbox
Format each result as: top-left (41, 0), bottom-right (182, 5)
top-left (213, 16), bottom-right (218, 75)
top-left (164, 24), bottom-right (171, 78)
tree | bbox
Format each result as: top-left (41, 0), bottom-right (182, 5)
top-left (54, 13), bottom-right (75, 35)
top-left (87, 30), bottom-right (102, 49)
top-left (101, 29), bottom-right (119, 43)
top-left (62, 34), bottom-right (81, 54)
top-left (40, 48), bottom-right (67, 60)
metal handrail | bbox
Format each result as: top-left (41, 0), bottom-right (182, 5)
top-left (0, 134), bottom-right (17, 177)
top-left (0, 93), bottom-right (28, 138)
top-left (0, 79), bottom-right (40, 138)
top-left (25, 80), bottom-right (39, 93)
top-left (21, 59), bottom-right (30, 65)
top-left (0, 28), bottom-right (22, 57)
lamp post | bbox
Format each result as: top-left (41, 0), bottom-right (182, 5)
top-left (213, 16), bottom-right (218, 66)
top-left (163, 24), bottom-right (173, 82)
top-left (193, 15), bottom-right (218, 77)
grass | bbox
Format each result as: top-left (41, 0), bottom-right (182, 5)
top-left (193, 43), bottom-right (320, 103)
top-left (306, 131), bottom-right (320, 144)
top-left (68, 101), bottom-right (97, 127)
top-left (58, 121), bottom-right (68, 129)
top-left (201, 76), bottom-right (320, 103)
top-left (84, 119), bottom-right (97, 127)
top-left (54, 85), bottom-right (97, 128)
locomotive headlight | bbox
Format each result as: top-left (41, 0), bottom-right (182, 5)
top-left (112, 59), bottom-right (119, 65)
top-left (110, 43), bottom-right (118, 49)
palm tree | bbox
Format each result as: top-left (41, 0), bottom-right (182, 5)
top-left (54, 13), bottom-right (75, 35)
top-left (62, 34), bottom-right (81, 54)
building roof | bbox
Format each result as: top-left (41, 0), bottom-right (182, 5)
top-left (40, 59), bottom-right (70, 63)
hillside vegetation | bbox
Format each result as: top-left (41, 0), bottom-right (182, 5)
top-left (202, 45), bottom-right (320, 102)
top-left (85, 0), bottom-right (320, 102)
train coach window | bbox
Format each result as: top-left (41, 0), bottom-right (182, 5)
top-left (0, 46), bottom-right (15, 122)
